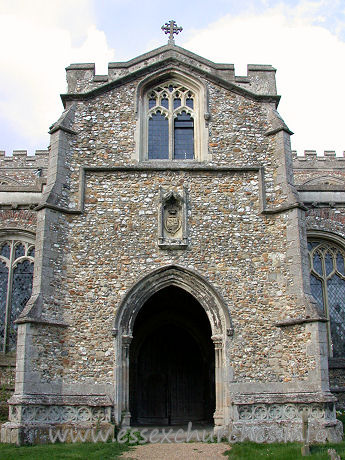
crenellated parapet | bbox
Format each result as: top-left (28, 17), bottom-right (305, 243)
top-left (64, 44), bottom-right (278, 99)
top-left (0, 150), bottom-right (49, 196)
top-left (0, 150), bottom-right (49, 168)
top-left (292, 150), bottom-right (345, 172)
top-left (292, 150), bottom-right (345, 161)
top-left (292, 150), bottom-right (345, 206)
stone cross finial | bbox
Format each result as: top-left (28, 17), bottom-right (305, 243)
top-left (161, 20), bottom-right (183, 45)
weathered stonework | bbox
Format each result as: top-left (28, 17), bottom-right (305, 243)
top-left (1, 44), bottom-right (344, 444)
top-left (293, 152), bottom-right (345, 409)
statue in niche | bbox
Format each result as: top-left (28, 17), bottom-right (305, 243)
top-left (158, 189), bottom-right (188, 249)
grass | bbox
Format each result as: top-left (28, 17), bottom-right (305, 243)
top-left (226, 441), bottom-right (345, 459)
top-left (0, 441), bottom-right (131, 460)
top-left (2, 439), bottom-right (345, 460)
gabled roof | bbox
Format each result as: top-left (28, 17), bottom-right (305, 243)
top-left (106, 44), bottom-right (236, 73)
top-left (61, 44), bottom-right (280, 108)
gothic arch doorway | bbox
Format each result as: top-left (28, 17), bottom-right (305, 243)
top-left (113, 265), bottom-right (232, 429)
top-left (129, 286), bottom-right (215, 425)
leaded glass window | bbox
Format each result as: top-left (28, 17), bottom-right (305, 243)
top-left (0, 237), bottom-right (34, 352)
top-left (147, 82), bottom-right (195, 160)
top-left (308, 239), bottom-right (345, 357)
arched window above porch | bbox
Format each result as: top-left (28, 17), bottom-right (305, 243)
top-left (135, 72), bottom-right (209, 162)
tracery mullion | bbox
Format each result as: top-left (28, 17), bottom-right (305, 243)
top-left (321, 248), bottom-right (333, 356)
top-left (3, 241), bottom-right (14, 353)
top-left (326, 246), bottom-right (345, 357)
top-left (169, 112), bottom-right (175, 159)
top-left (310, 251), bottom-right (325, 312)
top-left (10, 250), bottom-right (34, 351)
top-left (168, 91), bottom-right (174, 159)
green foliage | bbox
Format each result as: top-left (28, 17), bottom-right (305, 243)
top-left (337, 411), bottom-right (345, 431)
top-left (0, 407), bottom-right (9, 422)
top-left (0, 441), bottom-right (131, 460)
top-left (0, 365), bottom-right (15, 422)
top-left (0, 383), bottom-right (12, 422)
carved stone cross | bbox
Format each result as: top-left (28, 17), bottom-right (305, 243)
top-left (161, 20), bottom-right (183, 45)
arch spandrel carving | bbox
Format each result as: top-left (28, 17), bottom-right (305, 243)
top-left (114, 264), bottom-right (232, 337)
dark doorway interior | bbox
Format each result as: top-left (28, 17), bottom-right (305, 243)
top-left (130, 286), bottom-right (215, 426)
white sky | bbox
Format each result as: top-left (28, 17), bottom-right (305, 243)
top-left (0, 0), bottom-right (344, 156)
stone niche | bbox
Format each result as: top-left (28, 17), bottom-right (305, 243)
top-left (158, 188), bottom-right (188, 249)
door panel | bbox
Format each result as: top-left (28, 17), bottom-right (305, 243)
top-left (136, 325), bottom-right (205, 425)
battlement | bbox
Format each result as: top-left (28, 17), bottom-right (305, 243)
top-left (293, 150), bottom-right (345, 165)
top-left (0, 150), bottom-right (49, 167)
top-left (292, 150), bottom-right (345, 160)
top-left (64, 45), bottom-right (277, 96)
top-left (0, 150), bottom-right (49, 191)
top-left (292, 150), bottom-right (345, 171)
top-left (0, 149), bottom-right (49, 158)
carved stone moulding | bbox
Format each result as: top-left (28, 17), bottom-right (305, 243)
top-left (8, 404), bottom-right (112, 424)
top-left (230, 421), bottom-right (343, 444)
top-left (236, 402), bottom-right (335, 422)
top-left (1, 404), bottom-right (114, 444)
top-left (230, 402), bottom-right (343, 443)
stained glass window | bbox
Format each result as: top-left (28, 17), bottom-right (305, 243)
top-left (308, 239), bottom-right (345, 357)
top-left (147, 82), bottom-right (195, 160)
top-left (0, 237), bottom-right (34, 352)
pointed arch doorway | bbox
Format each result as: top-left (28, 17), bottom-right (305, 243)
top-left (130, 286), bottom-right (215, 425)
top-left (113, 265), bottom-right (232, 429)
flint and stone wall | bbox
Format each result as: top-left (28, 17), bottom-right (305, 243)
top-left (0, 46), bottom-right (343, 443)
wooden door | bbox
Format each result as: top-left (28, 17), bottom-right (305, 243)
top-left (136, 324), bottom-right (206, 425)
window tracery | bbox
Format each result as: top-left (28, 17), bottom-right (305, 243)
top-left (308, 238), bottom-right (345, 357)
top-left (147, 82), bottom-right (195, 160)
top-left (0, 236), bottom-right (34, 352)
